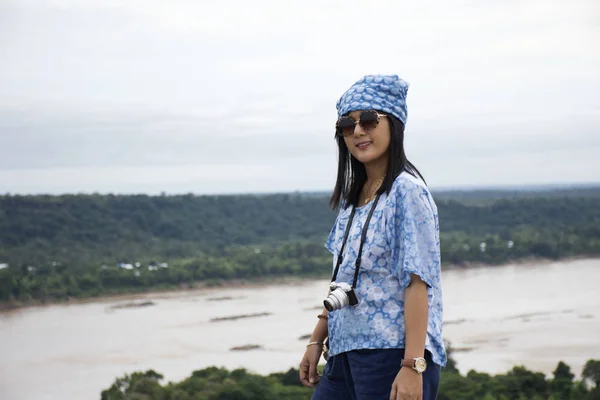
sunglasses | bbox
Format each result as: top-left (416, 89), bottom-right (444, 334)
top-left (335, 110), bottom-right (388, 137)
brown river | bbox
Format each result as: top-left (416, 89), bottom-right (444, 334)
top-left (1, 258), bottom-right (599, 400)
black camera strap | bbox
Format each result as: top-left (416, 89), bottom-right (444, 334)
top-left (330, 193), bottom-right (382, 289)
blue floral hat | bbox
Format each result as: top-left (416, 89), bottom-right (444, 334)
top-left (336, 74), bottom-right (410, 125)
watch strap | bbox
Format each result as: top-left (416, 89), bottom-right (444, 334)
top-left (401, 357), bottom-right (427, 373)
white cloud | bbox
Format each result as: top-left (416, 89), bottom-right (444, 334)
top-left (0, 0), bottom-right (599, 194)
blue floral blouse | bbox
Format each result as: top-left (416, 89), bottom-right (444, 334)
top-left (325, 172), bottom-right (447, 367)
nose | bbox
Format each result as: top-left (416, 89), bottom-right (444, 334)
top-left (352, 121), bottom-right (367, 137)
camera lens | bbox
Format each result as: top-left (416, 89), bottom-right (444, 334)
top-left (323, 298), bottom-right (335, 312)
top-left (323, 288), bottom-right (350, 311)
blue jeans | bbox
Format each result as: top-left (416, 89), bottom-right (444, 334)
top-left (311, 348), bottom-right (440, 400)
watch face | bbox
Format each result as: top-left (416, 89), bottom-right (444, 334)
top-left (415, 358), bottom-right (427, 372)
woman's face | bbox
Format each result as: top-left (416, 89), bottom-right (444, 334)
top-left (341, 110), bottom-right (391, 166)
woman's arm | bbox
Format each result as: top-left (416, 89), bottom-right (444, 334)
top-left (299, 307), bottom-right (329, 387)
top-left (390, 274), bottom-right (429, 399)
top-left (403, 274), bottom-right (429, 360)
top-left (309, 308), bottom-right (329, 342)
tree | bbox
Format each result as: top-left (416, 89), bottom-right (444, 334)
top-left (551, 361), bottom-right (575, 400)
top-left (100, 370), bottom-right (164, 400)
top-left (582, 359), bottom-right (600, 388)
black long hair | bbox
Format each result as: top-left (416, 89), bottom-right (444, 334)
top-left (329, 113), bottom-right (426, 210)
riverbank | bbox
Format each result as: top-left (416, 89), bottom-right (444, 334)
top-left (0, 275), bottom-right (319, 312)
top-left (2, 255), bottom-right (598, 312)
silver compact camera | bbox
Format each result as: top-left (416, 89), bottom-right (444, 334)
top-left (323, 282), bottom-right (359, 312)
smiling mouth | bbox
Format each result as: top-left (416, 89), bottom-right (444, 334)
top-left (356, 141), bottom-right (372, 149)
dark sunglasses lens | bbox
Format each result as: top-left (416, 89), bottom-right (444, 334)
top-left (336, 117), bottom-right (356, 136)
top-left (359, 111), bottom-right (379, 131)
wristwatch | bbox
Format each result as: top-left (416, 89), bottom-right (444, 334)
top-left (401, 357), bottom-right (427, 374)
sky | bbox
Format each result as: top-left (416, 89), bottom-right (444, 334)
top-left (1, 0), bottom-right (599, 195)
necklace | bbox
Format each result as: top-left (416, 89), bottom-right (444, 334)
top-left (363, 176), bottom-right (385, 205)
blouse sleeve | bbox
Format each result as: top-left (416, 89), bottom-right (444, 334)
top-left (388, 177), bottom-right (441, 291)
top-left (325, 204), bottom-right (344, 255)
top-left (325, 217), bottom-right (339, 255)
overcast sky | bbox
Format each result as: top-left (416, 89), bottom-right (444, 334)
top-left (1, 0), bottom-right (599, 195)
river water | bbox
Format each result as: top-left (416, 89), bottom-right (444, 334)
top-left (1, 258), bottom-right (599, 400)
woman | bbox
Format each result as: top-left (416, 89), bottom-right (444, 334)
top-left (299, 74), bottom-right (447, 400)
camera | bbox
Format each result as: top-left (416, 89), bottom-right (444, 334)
top-left (323, 282), bottom-right (359, 311)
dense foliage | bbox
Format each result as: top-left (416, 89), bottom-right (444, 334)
top-left (100, 356), bottom-right (600, 400)
top-left (1, 187), bottom-right (600, 305)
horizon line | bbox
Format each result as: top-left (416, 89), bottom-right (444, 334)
top-left (2, 181), bottom-right (600, 197)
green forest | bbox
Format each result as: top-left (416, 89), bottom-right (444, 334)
top-left (100, 351), bottom-right (600, 400)
top-left (1, 187), bottom-right (600, 305)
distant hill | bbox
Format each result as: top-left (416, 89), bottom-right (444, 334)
top-left (431, 185), bottom-right (600, 204)
top-left (1, 187), bottom-right (599, 304)
top-left (0, 192), bottom-right (337, 266)
top-left (1, 186), bottom-right (599, 267)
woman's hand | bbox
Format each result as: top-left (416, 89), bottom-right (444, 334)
top-left (390, 367), bottom-right (423, 400)
top-left (299, 345), bottom-right (323, 388)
